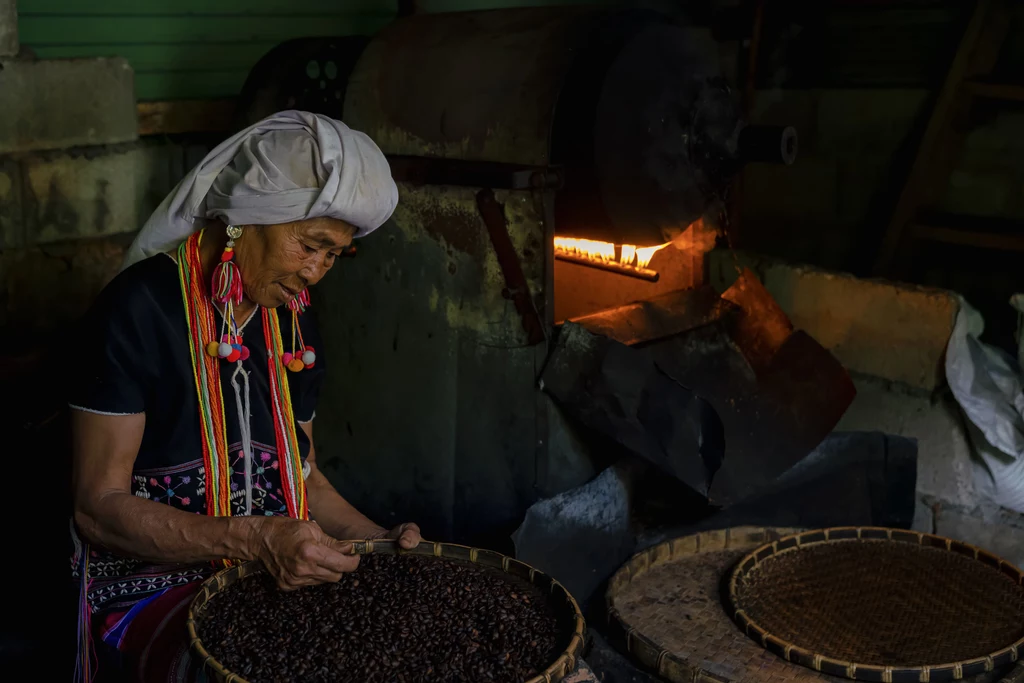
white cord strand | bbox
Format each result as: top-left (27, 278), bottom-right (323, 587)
top-left (219, 301), bottom-right (229, 343)
top-left (230, 361), bottom-right (254, 516)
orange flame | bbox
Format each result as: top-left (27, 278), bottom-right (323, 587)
top-left (554, 237), bottom-right (668, 269)
top-left (634, 243), bottom-right (668, 268)
top-left (554, 237), bottom-right (616, 262)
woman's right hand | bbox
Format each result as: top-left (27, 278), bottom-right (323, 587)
top-left (252, 517), bottom-right (360, 591)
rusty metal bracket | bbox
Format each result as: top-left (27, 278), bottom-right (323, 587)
top-left (390, 156), bottom-right (563, 191)
top-left (476, 188), bottom-right (547, 346)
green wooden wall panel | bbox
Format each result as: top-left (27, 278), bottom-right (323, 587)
top-left (17, 0), bottom-right (395, 100)
top-left (135, 70), bottom-right (254, 101)
top-left (30, 43), bottom-right (283, 72)
top-left (16, 0), bottom-right (591, 100)
top-left (421, 0), bottom-right (601, 11)
top-left (18, 15), bottom-right (391, 46)
top-left (20, 0), bottom-right (394, 13)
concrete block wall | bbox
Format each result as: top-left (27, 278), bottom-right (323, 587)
top-left (0, 8), bottom-right (202, 342)
top-left (0, 3), bottom-right (143, 234)
top-left (0, 58), bottom-right (137, 154)
top-left (0, 141), bottom-right (201, 340)
top-left (708, 248), bottom-right (1024, 566)
top-left (20, 144), bottom-right (181, 245)
top-left (0, 0), bottom-right (16, 57)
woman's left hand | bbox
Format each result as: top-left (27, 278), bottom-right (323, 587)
top-left (377, 523), bottom-right (422, 549)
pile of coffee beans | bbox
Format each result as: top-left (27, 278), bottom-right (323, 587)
top-left (198, 553), bottom-right (568, 683)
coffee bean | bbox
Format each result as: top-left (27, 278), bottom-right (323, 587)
top-left (197, 554), bottom-right (567, 683)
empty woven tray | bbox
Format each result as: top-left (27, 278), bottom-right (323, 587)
top-left (607, 526), bottom-right (835, 683)
top-left (727, 527), bottom-right (1024, 682)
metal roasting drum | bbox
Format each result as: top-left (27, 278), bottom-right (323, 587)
top-left (345, 8), bottom-right (795, 247)
top-left (240, 7), bottom-right (796, 248)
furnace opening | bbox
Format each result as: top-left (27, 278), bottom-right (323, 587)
top-left (552, 219), bottom-right (719, 323)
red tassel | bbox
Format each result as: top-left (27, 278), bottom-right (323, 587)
top-left (287, 288), bottom-right (310, 313)
top-left (211, 261), bottom-right (243, 305)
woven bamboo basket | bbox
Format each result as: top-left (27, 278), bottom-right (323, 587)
top-left (607, 526), bottom-right (811, 682)
top-left (726, 527), bottom-right (1024, 682)
top-left (186, 539), bottom-right (587, 683)
top-left (605, 526), bottom-right (1021, 683)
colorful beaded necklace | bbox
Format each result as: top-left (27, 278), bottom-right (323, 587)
top-left (176, 229), bottom-right (308, 526)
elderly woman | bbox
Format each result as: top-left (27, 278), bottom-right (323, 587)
top-left (70, 111), bottom-right (420, 682)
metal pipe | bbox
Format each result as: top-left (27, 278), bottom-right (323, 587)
top-left (554, 251), bottom-right (660, 282)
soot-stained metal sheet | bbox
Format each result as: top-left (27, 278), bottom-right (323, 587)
top-left (313, 183), bottom-right (552, 544)
top-left (556, 277), bottom-right (855, 508)
top-left (343, 7), bottom-right (589, 165)
top-left (566, 286), bottom-right (737, 347)
top-left (541, 323), bottom-right (722, 496)
top-left (648, 326), bottom-right (856, 507)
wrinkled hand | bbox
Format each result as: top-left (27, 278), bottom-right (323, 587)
top-left (365, 522), bottom-right (422, 550)
top-left (255, 517), bottom-right (360, 591)
top-left (386, 522), bottom-right (422, 549)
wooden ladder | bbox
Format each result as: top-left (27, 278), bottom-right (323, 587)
top-left (873, 0), bottom-right (1021, 276)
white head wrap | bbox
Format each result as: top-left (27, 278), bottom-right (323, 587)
top-left (122, 110), bottom-right (398, 270)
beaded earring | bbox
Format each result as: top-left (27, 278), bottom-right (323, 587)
top-left (282, 289), bottom-right (316, 373)
top-left (205, 225), bottom-right (250, 363)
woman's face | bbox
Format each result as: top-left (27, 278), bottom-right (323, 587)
top-left (235, 217), bottom-right (356, 308)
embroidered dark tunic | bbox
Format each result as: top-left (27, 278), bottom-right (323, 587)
top-left (70, 253), bottom-right (326, 615)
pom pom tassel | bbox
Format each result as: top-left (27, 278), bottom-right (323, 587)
top-left (211, 260), bottom-right (243, 306)
top-left (284, 296), bottom-right (313, 372)
top-left (209, 242), bottom-right (248, 363)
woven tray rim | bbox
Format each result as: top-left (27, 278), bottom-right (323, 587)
top-left (186, 539), bottom-right (587, 683)
top-left (604, 525), bottom-right (805, 683)
top-left (725, 526), bottom-right (1024, 682)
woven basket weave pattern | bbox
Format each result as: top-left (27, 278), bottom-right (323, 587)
top-left (727, 528), bottom-right (1024, 682)
top-left (733, 540), bottom-right (1024, 665)
top-left (607, 527), bottom-right (840, 682)
top-left (606, 527), bottom-right (1020, 683)
top-left (186, 541), bottom-right (586, 683)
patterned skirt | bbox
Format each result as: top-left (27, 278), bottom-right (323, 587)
top-left (72, 522), bottom-right (215, 683)
top-left (96, 582), bottom-right (209, 683)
